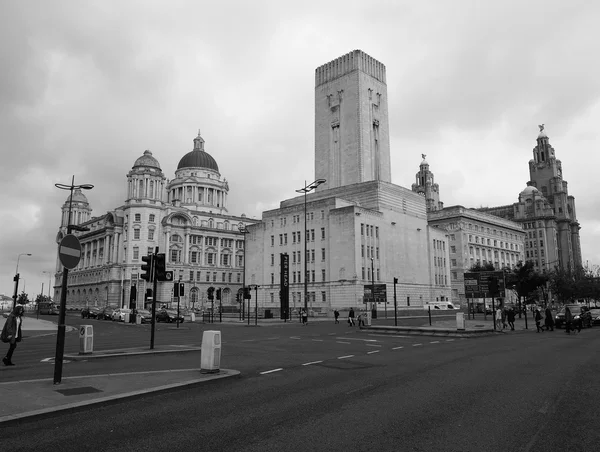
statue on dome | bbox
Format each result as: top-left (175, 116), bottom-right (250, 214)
top-left (421, 154), bottom-right (427, 160)
top-left (538, 124), bottom-right (545, 133)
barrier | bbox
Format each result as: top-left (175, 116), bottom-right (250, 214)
top-left (200, 330), bottom-right (221, 374)
top-left (79, 325), bottom-right (93, 355)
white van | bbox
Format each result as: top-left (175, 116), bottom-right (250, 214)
top-left (426, 302), bottom-right (459, 310)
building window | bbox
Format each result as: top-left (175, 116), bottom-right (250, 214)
top-left (133, 246), bottom-right (139, 260)
top-left (321, 269), bottom-right (326, 281)
top-left (361, 245), bottom-right (365, 258)
top-left (190, 271), bottom-right (194, 281)
top-left (148, 229), bottom-right (154, 241)
top-left (134, 228), bottom-right (141, 240)
top-left (207, 252), bottom-right (214, 265)
top-left (271, 254), bottom-right (274, 266)
top-left (206, 273), bottom-right (210, 282)
top-left (134, 213), bottom-right (141, 222)
top-left (311, 270), bottom-right (315, 282)
top-left (271, 273), bottom-right (275, 284)
top-left (171, 249), bottom-right (180, 263)
top-left (270, 293), bottom-right (274, 303)
top-left (321, 248), bottom-right (326, 261)
top-left (149, 214), bottom-right (155, 223)
top-left (284, 233), bottom-right (288, 245)
top-left (361, 224), bottom-right (364, 235)
top-left (321, 291), bottom-right (326, 302)
top-left (222, 273), bottom-right (226, 282)
top-left (271, 235), bottom-right (274, 246)
top-left (450, 246), bottom-right (456, 253)
top-left (311, 250), bottom-right (315, 262)
top-left (362, 267), bottom-right (365, 279)
top-left (190, 251), bottom-right (198, 263)
top-left (237, 273), bottom-right (241, 283)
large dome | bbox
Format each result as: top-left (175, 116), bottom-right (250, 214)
top-left (65, 188), bottom-right (89, 205)
top-left (177, 131), bottom-right (219, 172)
top-left (520, 185), bottom-right (539, 196)
top-left (133, 150), bottom-right (161, 170)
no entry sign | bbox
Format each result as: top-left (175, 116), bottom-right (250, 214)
top-left (59, 234), bottom-right (82, 269)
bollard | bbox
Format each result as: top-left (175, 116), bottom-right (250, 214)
top-left (123, 312), bottom-right (130, 324)
top-left (200, 330), bottom-right (221, 374)
top-left (190, 312), bottom-right (196, 322)
top-left (136, 314), bottom-right (142, 325)
top-left (456, 312), bottom-right (465, 330)
top-left (79, 325), bottom-right (93, 355)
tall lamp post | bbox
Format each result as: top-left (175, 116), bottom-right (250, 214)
top-left (239, 226), bottom-right (249, 326)
top-left (295, 179), bottom-right (326, 323)
top-left (12, 253), bottom-right (32, 309)
top-left (54, 176), bottom-right (94, 384)
top-left (43, 271), bottom-right (52, 298)
top-left (371, 257), bottom-right (375, 316)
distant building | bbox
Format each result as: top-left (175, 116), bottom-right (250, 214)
top-left (477, 126), bottom-right (582, 273)
top-left (54, 132), bottom-right (256, 310)
top-left (245, 50), bottom-right (451, 317)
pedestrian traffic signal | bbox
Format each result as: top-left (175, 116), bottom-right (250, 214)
top-left (179, 283), bottom-right (184, 297)
top-left (208, 286), bottom-right (215, 301)
top-left (141, 255), bottom-right (154, 281)
top-left (243, 287), bottom-right (251, 300)
top-left (216, 288), bottom-right (221, 301)
top-left (174, 281), bottom-right (179, 297)
top-left (155, 253), bottom-right (166, 281)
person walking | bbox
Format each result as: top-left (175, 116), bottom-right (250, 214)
top-left (495, 306), bottom-right (503, 331)
top-left (501, 306), bottom-right (508, 330)
top-left (544, 307), bottom-right (555, 332)
top-left (334, 310), bottom-right (340, 324)
top-left (507, 307), bottom-right (516, 331)
top-left (301, 309), bottom-right (308, 325)
top-left (535, 308), bottom-right (544, 333)
top-left (348, 308), bottom-right (355, 326)
top-left (1, 304), bottom-right (24, 366)
top-left (565, 306), bottom-right (573, 334)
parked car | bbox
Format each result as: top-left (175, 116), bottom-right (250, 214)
top-left (156, 309), bottom-right (184, 323)
top-left (81, 307), bottom-right (100, 319)
top-left (555, 305), bottom-right (592, 329)
top-left (136, 309), bottom-right (153, 324)
top-left (111, 308), bottom-right (132, 322)
top-left (97, 306), bottom-right (117, 320)
top-left (589, 308), bottom-right (600, 326)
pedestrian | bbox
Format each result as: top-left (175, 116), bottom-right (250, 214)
top-left (348, 308), bottom-right (355, 326)
top-left (507, 307), bottom-right (516, 331)
top-left (334, 310), bottom-right (340, 324)
top-left (544, 307), bottom-right (555, 332)
top-left (301, 309), bottom-right (308, 325)
top-left (535, 308), bottom-right (544, 333)
top-left (1, 304), bottom-right (24, 366)
top-left (495, 306), bottom-right (503, 330)
top-left (565, 306), bottom-right (572, 334)
top-left (501, 305), bottom-right (508, 329)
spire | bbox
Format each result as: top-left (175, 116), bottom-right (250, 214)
top-left (193, 129), bottom-right (205, 151)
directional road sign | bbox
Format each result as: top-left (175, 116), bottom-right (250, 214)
top-left (59, 234), bottom-right (82, 269)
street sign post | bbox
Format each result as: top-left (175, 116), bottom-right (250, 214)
top-left (464, 271), bottom-right (506, 298)
top-left (59, 234), bottom-right (82, 269)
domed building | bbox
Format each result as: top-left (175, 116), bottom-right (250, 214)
top-left (54, 131), bottom-right (256, 312)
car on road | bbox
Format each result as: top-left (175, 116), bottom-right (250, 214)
top-left (97, 306), bottom-right (118, 320)
top-left (111, 308), bottom-right (132, 322)
top-left (81, 307), bottom-right (100, 319)
top-left (555, 305), bottom-right (592, 329)
top-left (156, 309), bottom-right (184, 323)
top-left (590, 308), bottom-right (600, 326)
top-left (136, 309), bottom-right (153, 323)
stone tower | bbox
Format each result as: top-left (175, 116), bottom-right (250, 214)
top-left (314, 50), bottom-right (391, 190)
top-left (412, 154), bottom-right (443, 212)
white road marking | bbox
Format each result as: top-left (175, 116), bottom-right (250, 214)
top-left (241, 339), bottom-right (256, 342)
top-left (367, 350), bottom-right (380, 354)
top-left (368, 334), bottom-right (409, 338)
top-left (290, 336), bottom-right (301, 340)
top-left (336, 337), bottom-right (378, 342)
top-left (266, 337), bottom-right (280, 340)
top-left (260, 368), bottom-right (283, 375)
top-left (302, 361), bottom-right (323, 366)
top-left (336, 341), bottom-right (351, 344)
top-left (430, 341), bottom-right (440, 344)
top-left (413, 344), bottom-right (422, 347)
top-left (312, 339), bottom-right (324, 342)
top-left (338, 355), bottom-right (354, 359)
top-left (41, 357), bottom-right (52, 362)
top-left (392, 346), bottom-right (404, 350)
top-left (365, 344), bottom-right (382, 347)
top-left (446, 339), bottom-right (455, 342)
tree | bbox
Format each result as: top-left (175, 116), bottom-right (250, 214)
top-left (548, 267), bottom-right (577, 304)
top-left (469, 262), bottom-right (495, 272)
top-left (506, 261), bottom-right (547, 316)
top-left (16, 291), bottom-right (29, 305)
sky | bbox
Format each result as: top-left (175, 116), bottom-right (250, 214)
top-left (1, 0), bottom-right (599, 298)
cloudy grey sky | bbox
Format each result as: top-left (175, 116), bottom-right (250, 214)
top-left (1, 0), bottom-right (599, 298)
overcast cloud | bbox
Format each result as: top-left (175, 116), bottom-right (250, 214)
top-left (1, 0), bottom-right (599, 297)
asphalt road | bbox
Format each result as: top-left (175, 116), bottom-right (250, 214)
top-left (3, 315), bottom-right (600, 451)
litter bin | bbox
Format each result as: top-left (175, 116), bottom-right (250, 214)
top-left (456, 312), bottom-right (465, 330)
top-left (201, 330), bottom-right (221, 374)
top-left (123, 312), bottom-right (130, 323)
top-left (136, 314), bottom-right (142, 325)
top-left (79, 325), bottom-right (93, 355)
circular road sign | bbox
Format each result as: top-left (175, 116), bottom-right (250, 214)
top-left (59, 234), bottom-right (82, 269)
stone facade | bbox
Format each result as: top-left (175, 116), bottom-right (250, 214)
top-left (53, 132), bottom-right (255, 310)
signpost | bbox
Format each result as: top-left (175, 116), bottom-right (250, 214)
top-left (58, 234), bottom-right (81, 270)
top-left (464, 271), bottom-right (505, 321)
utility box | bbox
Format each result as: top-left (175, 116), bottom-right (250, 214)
top-left (79, 325), bottom-right (93, 355)
top-left (366, 311), bottom-right (372, 326)
top-left (200, 330), bottom-right (221, 374)
top-left (190, 312), bottom-right (196, 322)
top-left (124, 312), bottom-right (130, 323)
top-left (456, 312), bottom-right (466, 330)
top-left (136, 314), bottom-right (142, 325)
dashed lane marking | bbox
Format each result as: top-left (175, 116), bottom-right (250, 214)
top-left (368, 334), bottom-right (409, 338)
top-left (290, 336), bottom-right (301, 340)
top-left (336, 341), bottom-right (351, 344)
top-left (302, 361), bottom-right (323, 366)
top-left (241, 339), bottom-right (256, 342)
top-left (392, 346), bottom-right (404, 350)
top-left (338, 355), bottom-right (354, 359)
top-left (260, 368), bottom-right (283, 375)
top-left (365, 344), bottom-right (382, 347)
top-left (430, 341), bottom-right (440, 344)
top-left (367, 350), bottom-right (380, 354)
top-left (335, 337), bottom-right (378, 342)
top-left (446, 339), bottom-right (455, 342)
top-left (312, 339), bottom-right (324, 342)
top-left (413, 344), bottom-right (422, 347)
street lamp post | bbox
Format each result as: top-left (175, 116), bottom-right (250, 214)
top-left (239, 226), bottom-right (249, 326)
top-left (371, 257), bottom-right (375, 316)
top-left (12, 253), bottom-right (32, 309)
top-left (53, 176), bottom-right (94, 385)
top-left (43, 271), bottom-right (52, 298)
top-left (295, 179), bottom-right (326, 324)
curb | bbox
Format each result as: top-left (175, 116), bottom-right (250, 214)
top-left (64, 347), bottom-right (202, 361)
top-left (360, 325), bottom-right (496, 338)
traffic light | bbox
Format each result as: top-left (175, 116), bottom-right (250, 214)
top-left (216, 288), bottom-right (221, 301)
top-left (393, 277), bottom-right (398, 284)
top-left (174, 282), bottom-right (179, 297)
top-left (154, 253), bottom-right (166, 281)
top-left (141, 255), bottom-right (154, 281)
top-left (208, 286), bottom-right (215, 301)
top-left (244, 287), bottom-right (251, 300)
top-left (179, 283), bottom-right (184, 297)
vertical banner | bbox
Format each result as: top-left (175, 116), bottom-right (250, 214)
top-left (280, 253), bottom-right (289, 319)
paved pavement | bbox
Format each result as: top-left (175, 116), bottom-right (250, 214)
top-left (0, 312), bottom-right (536, 425)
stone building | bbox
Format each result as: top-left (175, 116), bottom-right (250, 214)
top-left (53, 132), bottom-right (255, 310)
top-left (477, 126), bottom-right (582, 273)
top-left (244, 50), bottom-right (451, 317)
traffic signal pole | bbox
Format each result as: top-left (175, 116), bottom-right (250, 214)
top-left (150, 247), bottom-right (158, 349)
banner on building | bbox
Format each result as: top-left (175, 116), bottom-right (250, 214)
top-left (280, 253), bottom-right (289, 319)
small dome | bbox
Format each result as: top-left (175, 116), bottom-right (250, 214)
top-left (520, 185), bottom-right (539, 196)
top-left (538, 131), bottom-right (548, 139)
top-left (177, 131), bottom-right (219, 172)
top-left (133, 150), bottom-right (161, 170)
top-left (65, 188), bottom-right (89, 204)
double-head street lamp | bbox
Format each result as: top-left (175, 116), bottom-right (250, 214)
top-left (54, 176), bottom-right (93, 384)
top-left (12, 253), bottom-right (32, 309)
top-left (295, 179), bottom-right (326, 323)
